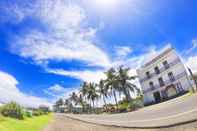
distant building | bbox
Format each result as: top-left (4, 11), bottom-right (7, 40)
top-left (137, 47), bottom-right (192, 105)
top-left (53, 105), bottom-right (67, 113)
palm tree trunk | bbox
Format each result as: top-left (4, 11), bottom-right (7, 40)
top-left (124, 89), bottom-right (132, 101)
top-left (92, 100), bottom-right (95, 113)
top-left (81, 103), bottom-right (84, 113)
top-left (90, 100), bottom-right (93, 113)
top-left (113, 90), bottom-right (118, 110)
top-left (103, 95), bottom-right (107, 110)
top-left (123, 83), bottom-right (132, 101)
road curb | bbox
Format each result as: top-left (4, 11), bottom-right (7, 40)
top-left (61, 114), bottom-right (197, 129)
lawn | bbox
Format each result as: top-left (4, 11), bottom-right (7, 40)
top-left (0, 114), bottom-right (53, 131)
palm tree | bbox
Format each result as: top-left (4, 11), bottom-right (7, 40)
top-left (117, 66), bottom-right (140, 101)
top-left (86, 82), bottom-right (99, 112)
top-left (80, 82), bottom-right (88, 101)
top-left (64, 99), bottom-right (73, 112)
top-left (56, 98), bottom-right (64, 106)
top-left (70, 92), bottom-right (78, 106)
top-left (78, 94), bottom-right (87, 112)
top-left (105, 68), bottom-right (119, 110)
top-left (54, 98), bottom-right (64, 112)
top-left (98, 79), bottom-right (108, 110)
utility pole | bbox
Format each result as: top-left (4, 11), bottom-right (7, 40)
top-left (188, 67), bottom-right (197, 91)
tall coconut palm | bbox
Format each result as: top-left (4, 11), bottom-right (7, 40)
top-left (70, 92), bottom-right (78, 106)
top-left (56, 98), bottom-right (64, 106)
top-left (117, 66), bottom-right (140, 101)
top-left (65, 99), bottom-right (73, 112)
top-left (80, 82), bottom-right (88, 101)
top-left (78, 94), bottom-right (87, 112)
top-left (105, 68), bottom-right (119, 109)
top-left (87, 83), bottom-right (99, 112)
top-left (54, 98), bottom-right (64, 112)
top-left (98, 79), bottom-right (108, 110)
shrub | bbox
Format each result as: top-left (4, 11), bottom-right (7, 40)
top-left (118, 101), bottom-right (129, 113)
top-left (25, 110), bottom-right (33, 117)
top-left (33, 109), bottom-right (45, 116)
top-left (128, 98), bottom-right (143, 111)
top-left (0, 102), bottom-right (24, 120)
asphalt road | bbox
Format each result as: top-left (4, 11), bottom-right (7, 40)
top-left (65, 94), bottom-right (197, 128)
top-left (43, 113), bottom-right (197, 131)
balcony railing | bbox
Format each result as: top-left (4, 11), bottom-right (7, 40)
top-left (143, 71), bottom-right (187, 93)
top-left (139, 58), bottom-right (181, 83)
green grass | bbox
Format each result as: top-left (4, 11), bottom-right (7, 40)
top-left (0, 114), bottom-right (53, 131)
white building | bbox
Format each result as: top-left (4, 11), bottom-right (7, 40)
top-left (137, 47), bottom-right (192, 105)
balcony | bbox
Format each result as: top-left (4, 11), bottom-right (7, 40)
top-left (143, 71), bottom-right (187, 93)
top-left (139, 58), bottom-right (181, 83)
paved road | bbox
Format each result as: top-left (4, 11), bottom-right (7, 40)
top-left (43, 114), bottom-right (197, 131)
top-left (65, 94), bottom-right (197, 128)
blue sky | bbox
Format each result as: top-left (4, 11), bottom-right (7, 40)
top-left (0, 0), bottom-right (197, 107)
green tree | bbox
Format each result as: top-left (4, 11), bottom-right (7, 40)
top-left (87, 83), bottom-right (99, 112)
top-left (0, 102), bottom-right (24, 119)
top-left (98, 79), bottom-right (108, 110)
top-left (54, 98), bottom-right (64, 112)
top-left (70, 92), bottom-right (78, 106)
top-left (117, 66), bottom-right (140, 101)
top-left (105, 68), bottom-right (119, 110)
top-left (80, 82), bottom-right (88, 102)
top-left (64, 99), bottom-right (73, 112)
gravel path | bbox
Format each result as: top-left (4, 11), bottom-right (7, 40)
top-left (43, 114), bottom-right (197, 131)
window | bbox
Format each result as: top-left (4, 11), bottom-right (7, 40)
top-left (146, 71), bottom-right (151, 79)
top-left (149, 81), bottom-right (155, 90)
top-left (168, 72), bottom-right (175, 82)
top-left (154, 66), bottom-right (160, 74)
top-left (158, 77), bottom-right (165, 87)
top-left (163, 60), bottom-right (170, 69)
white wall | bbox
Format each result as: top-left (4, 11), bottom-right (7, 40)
top-left (137, 48), bottom-right (192, 104)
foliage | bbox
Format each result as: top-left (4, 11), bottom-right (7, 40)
top-left (86, 82), bottom-right (99, 110)
top-left (0, 102), bottom-right (24, 120)
top-left (25, 110), bottom-right (33, 118)
top-left (116, 96), bottom-right (144, 113)
top-left (54, 66), bottom-right (142, 114)
top-left (32, 109), bottom-right (45, 116)
top-left (127, 97), bottom-right (144, 111)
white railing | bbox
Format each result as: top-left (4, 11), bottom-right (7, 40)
top-left (139, 58), bottom-right (181, 83)
top-left (143, 71), bottom-right (187, 93)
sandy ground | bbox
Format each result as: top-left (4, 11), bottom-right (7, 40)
top-left (43, 114), bottom-right (197, 131)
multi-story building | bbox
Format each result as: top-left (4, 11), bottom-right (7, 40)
top-left (137, 47), bottom-right (192, 105)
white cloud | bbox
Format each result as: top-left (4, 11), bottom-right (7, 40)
top-left (48, 84), bottom-right (67, 93)
top-left (36, 0), bottom-right (86, 30)
top-left (44, 84), bottom-right (68, 97)
top-left (10, 1), bottom-right (111, 68)
top-left (43, 84), bottom-right (79, 102)
top-left (7, 0), bottom-right (174, 87)
top-left (11, 30), bottom-right (110, 67)
top-left (0, 1), bottom-right (35, 24)
top-left (0, 70), bottom-right (51, 108)
top-left (186, 55), bottom-right (197, 73)
top-left (110, 45), bottom-right (163, 71)
top-left (115, 46), bottom-right (132, 58)
top-left (44, 84), bottom-right (66, 97)
top-left (46, 68), bottom-right (106, 83)
top-left (186, 39), bottom-right (197, 54)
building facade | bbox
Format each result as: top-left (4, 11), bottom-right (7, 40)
top-left (137, 47), bottom-right (192, 105)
